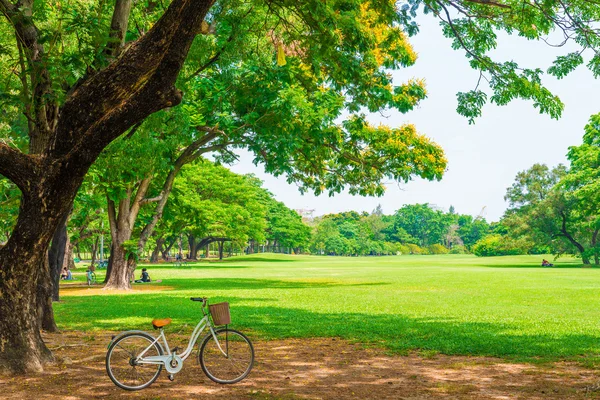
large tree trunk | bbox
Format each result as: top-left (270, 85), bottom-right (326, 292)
top-left (0, 0), bottom-right (214, 373)
top-left (105, 245), bottom-right (136, 289)
top-left (218, 240), bottom-right (224, 260)
top-left (150, 236), bottom-right (163, 263)
top-left (65, 239), bottom-right (75, 271)
top-left (90, 236), bottom-right (99, 266)
top-left (0, 178), bottom-right (80, 372)
top-left (162, 238), bottom-right (175, 260)
top-left (37, 252), bottom-right (58, 333)
top-left (104, 244), bottom-right (115, 284)
top-left (104, 186), bottom-right (144, 290)
top-left (47, 211), bottom-right (70, 302)
top-left (178, 235), bottom-right (184, 259)
top-left (188, 234), bottom-right (199, 259)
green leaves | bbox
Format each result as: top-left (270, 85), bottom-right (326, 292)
top-left (547, 52), bottom-right (584, 79)
top-left (456, 90), bottom-right (487, 124)
top-left (170, 160), bottom-right (268, 244)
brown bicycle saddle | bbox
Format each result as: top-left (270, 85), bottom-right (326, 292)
top-left (151, 318), bottom-right (172, 329)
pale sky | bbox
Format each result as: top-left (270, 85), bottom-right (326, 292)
top-left (226, 16), bottom-right (600, 222)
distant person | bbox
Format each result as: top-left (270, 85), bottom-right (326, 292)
top-left (86, 268), bottom-right (95, 285)
top-left (135, 268), bottom-right (151, 283)
top-left (61, 266), bottom-right (72, 280)
top-left (542, 259), bottom-right (554, 267)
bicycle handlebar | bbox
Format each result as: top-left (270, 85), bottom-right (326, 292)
top-left (190, 297), bottom-right (207, 306)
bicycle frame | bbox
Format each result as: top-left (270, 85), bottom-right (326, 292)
top-left (133, 314), bottom-right (228, 373)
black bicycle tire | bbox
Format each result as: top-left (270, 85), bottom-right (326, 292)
top-left (106, 331), bottom-right (163, 390)
top-left (199, 328), bottom-right (254, 384)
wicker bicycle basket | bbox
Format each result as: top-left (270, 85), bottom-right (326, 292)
top-left (209, 302), bottom-right (231, 325)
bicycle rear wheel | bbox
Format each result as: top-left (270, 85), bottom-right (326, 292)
top-left (199, 328), bottom-right (254, 384)
top-left (106, 332), bottom-right (163, 390)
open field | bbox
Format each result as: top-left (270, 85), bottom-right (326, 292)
top-left (6, 254), bottom-right (600, 399)
top-left (55, 254), bottom-right (600, 364)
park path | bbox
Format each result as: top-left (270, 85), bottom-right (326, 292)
top-left (1, 331), bottom-right (600, 399)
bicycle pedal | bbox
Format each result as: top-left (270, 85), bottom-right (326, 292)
top-left (168, 374), bottom-right (175, 382)
top-left (171, 346), bottom-right (180, 353)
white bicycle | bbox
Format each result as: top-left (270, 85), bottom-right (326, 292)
top-left (105, 297), bottom-right (254, 390)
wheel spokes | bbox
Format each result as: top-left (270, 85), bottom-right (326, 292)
top-left (107, 335), bottom-right (162, 390)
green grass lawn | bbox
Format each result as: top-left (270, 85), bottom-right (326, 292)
top-left (55, 254), bottom-right (600, 364)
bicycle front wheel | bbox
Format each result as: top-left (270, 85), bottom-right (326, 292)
top-left (106, 332), bottom-right (163, 390)
top-left (199, 328), bottom-right (254, 384)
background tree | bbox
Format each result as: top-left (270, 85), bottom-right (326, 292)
top-left (169, 161), bottom-right (268, 260)
top-left (393, 204), bottom-right (452, 247)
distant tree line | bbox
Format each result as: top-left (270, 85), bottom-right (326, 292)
top-left (307, 204), bottom-right (491, 256)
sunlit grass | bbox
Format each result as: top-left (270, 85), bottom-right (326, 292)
top-left (55, 253), bottom-right (600, 364)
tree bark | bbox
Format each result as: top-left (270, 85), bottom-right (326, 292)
top-left (0, 0), bottom-right (215, 373)
top-left (90, 236), bottom-right (99, 266)
top-left (178, 235), bottom-right (184, 259)
top-left (188, 234), bottom-right (198, 259)
top-left (104, 244), bottom-right (115, 284)
top-left (37, 252), bottom-right (58, 333)
top-left (104, 180), bottom-right (149, 290)
top-left (106, 245), bottom-right (136, 288)
top-left (0, 181), bottom-right (74, 373)
top-left (150, 236), bottom-right (163, 263)
top-left (47, 211), bottom-right (70, 302)
top-left (106, 0), bottom-right (134, 57)
top-left (592, 229), bottom-right (599, 266)
top-left (218, 240), bottom-right (224, 260)
top-left (162, 238), bottom-right (175, 260)
top-left (65, 238), bottom-right (75, 271)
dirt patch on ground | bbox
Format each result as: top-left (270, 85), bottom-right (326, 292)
top-left (2, 331), bottom-right (600, 399)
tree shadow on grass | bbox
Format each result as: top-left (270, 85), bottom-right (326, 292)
top-left (217, 256), bottom-right (302, 264)
top-left (56, 289), bottom-right (600, 363)
top-left (477, 263), bottom-right (590, 269)
top-left (143, 256), bottom-right (302, 269)
top-left (158, 278), bottom-right (390, 291)
top-left (160, 263), bottom-right (250, 269)
top-left (51, 279), bottom-right (600, 361)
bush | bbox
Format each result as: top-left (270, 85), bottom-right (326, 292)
top-left (397, 244), bottom-right (411, 255)
top-left (407, 243), bottom-right (427, 255)
top-left (472, 235), bottom-right (527, 257)
top-left (449, 245), bottom-right (467, 254)
top-left (428, 244), bottom-right (449, 254)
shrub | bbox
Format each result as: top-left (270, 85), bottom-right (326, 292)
top-left (449, 245), bottom-right (467, 254)
top-left (472, 235), bottom-right (527, 257)
top-left (428, 244), bottom-right (449, 254)
top-left (407, 243), bottom-right (427, 255)
top-left (397, 244), bottom-right (411, 255)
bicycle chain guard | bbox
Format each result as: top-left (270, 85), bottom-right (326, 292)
top-left (165, 354), bottom-right (184, 374)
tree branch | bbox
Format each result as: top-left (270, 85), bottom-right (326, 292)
top-left (136, 126), bottom-right (226, 252)
top-left (0, 143), bottom-right (39, 192)
top-left (105, 0), bottom-right (134, 58)
top-left (54, 0), bottom-right (216, 161)
top-left (184, 33), bottom-right (235, 82)
top-left (129, 177), bottom-right (151, 227)
top-left (1, 0), bottom-right (57, 153)
top-left (140, 194), bottom-right (163, 204)
top-left (463, 0), bottom-right (511, 9)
